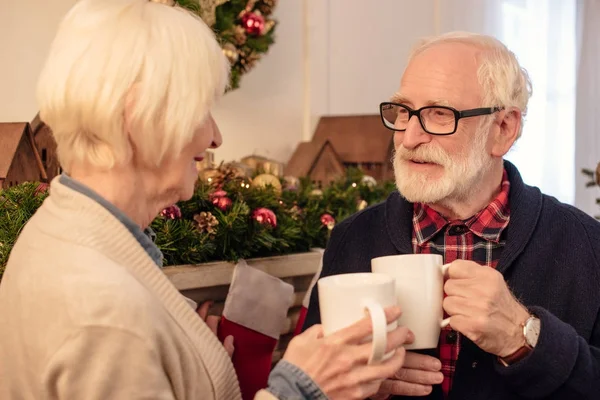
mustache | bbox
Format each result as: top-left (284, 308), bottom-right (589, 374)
top-left (394, 145), bottom-right (451, 165)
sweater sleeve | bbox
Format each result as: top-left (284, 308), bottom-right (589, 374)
top-left (42, 325), bottom-right (175, 400)
top-left (264, 360), bottom-right (327, 400)
top-left (494, 306), bottom-right (600, 399)
top-left (302, 222), bottom-right (351, 331)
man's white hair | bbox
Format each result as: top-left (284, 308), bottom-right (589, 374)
top-left (407, 31), bottom-right (532, 138)
top-left (36, 0), bottom-right (230, 170)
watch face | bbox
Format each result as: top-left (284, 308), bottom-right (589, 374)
top-left (525, 317), bottom-right (541, 347)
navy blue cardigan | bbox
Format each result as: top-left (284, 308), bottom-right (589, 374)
top-left (303, 161), bottom-right (600, 399)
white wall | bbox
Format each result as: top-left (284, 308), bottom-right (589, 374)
top-left (217, 0), bottom-right (438, 163)
top-left (0, 0), bottom-right (76, 122)
top-left (0, 0), bottom-right (438, 164)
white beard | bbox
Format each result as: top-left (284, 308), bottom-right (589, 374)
top-left (393, 128), bottom-right (493, 204)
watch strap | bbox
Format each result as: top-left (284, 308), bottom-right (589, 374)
top-left (498, 343), bottom-right (533, 367)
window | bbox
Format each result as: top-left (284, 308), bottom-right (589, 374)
top-left (500, 0), bottom-right (576, 204)
top-left (440, 0), bottom-right (577, 204)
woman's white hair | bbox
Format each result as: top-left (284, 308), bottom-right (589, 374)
top-left (36, 0), bottom-right (230, 170)
top-left (407, 31), bottom-right (532, 138)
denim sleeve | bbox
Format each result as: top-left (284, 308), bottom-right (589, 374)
top-left (266, 360), bottom-right (327, 400)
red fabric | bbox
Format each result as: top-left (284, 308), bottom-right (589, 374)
top-left (294, 306), bottom-right (308, 336)
top-left (218, 317), bottom-right (277, 400)
top-left (412, 169), bottom-right (511, 399)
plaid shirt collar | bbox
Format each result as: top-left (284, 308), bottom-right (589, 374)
top-left (413, 169), bottom-right (511, 244)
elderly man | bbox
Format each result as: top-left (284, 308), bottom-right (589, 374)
top-left (303, 31), bottom-right (600, 399)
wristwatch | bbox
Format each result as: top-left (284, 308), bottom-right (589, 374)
top-left (498, 315), bottom-right (540, 367)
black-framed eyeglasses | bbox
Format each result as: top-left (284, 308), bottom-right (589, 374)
top-left (379, 102), bottom-right (504, 136)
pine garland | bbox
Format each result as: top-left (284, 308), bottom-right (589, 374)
top-left (0, 168), bottom-right (396, 282)
top-left (0, 183), bottom-right (49, 278)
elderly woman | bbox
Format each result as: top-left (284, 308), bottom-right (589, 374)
top-left (0, 0), bottom-right (413, 399)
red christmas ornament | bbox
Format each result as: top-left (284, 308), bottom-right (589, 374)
top-left (209, 189), bottom-right (228, 200)
top-left (209, 189), bottom-right (232, 211)
top-left (252, 207), bottom-right (277, 228)
top-left (320, 213), bottom-right (335, 230)
top-left (34, 182), bottom-right (49, 196)
top-left (241, 11), bottom-right (265, 36)
top-left (160, 204), bottom-right (182, 219)
top-left (215, 196), bottom-right (233, 211)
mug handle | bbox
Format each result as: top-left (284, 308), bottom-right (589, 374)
top-left (361, 299), bottom-right (388, 365)
top-left (441, 263), bottom-right (451, 328)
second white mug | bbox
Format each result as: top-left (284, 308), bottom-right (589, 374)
top-left (372, 254), bottom-right (449, 350)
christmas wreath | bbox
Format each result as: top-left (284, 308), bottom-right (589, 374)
top-left (177, 0), bottom-right (278, 90)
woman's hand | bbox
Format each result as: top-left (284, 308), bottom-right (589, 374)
top-left (283, 306), bottom-right (413, 400)
top-left (197, 301), bottom-right (235, 358)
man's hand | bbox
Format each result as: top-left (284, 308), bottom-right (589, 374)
top-left (370, 352), bottom-right (444, 398)
top-left (443, 260), bottom-right (530, 357)
top-left (197, 301), bottom-right (235, 358)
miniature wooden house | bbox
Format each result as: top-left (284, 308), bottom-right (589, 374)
top-left (0, 123), bottom-right (47, 189)
top-left (31, 113), bottom-right (61, 180)
top-left (285, 115), bottom-right (394, 186)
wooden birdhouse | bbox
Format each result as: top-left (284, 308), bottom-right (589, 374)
top-left (285, 115), bottom-right (394, 187)
top-left (0, 123), bottom-right (48, 189)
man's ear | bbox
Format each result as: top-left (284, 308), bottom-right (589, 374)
top-left (491, 108), bottom-right (521, 157)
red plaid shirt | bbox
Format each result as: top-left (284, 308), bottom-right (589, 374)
top-left (412, 170), bottom-right (511, 398)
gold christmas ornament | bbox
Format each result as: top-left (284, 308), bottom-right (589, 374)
top-left (222, 42), bottom-right (239, 63)
top-left (361, 175), bottom-right (377, 188)
top-left (199, 0), bottom-right (229, 27)
top-left (358, 200), bottom-right (368, 211)
top-left (252, 173), bottom-right (282, 195)
top-left (309, 189), bottom-right (323, 198)
top-left (199, 168), bottom-right (220, 184)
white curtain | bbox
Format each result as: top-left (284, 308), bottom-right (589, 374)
top-left (439, 0), bottom-right (577, 205)
top-left (575, 0), bottom-right (600, 217)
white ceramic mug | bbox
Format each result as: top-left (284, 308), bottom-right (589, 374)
top-left (371, 254), bottom-right (450, 350)
top-left (318, 272), bottom-right (398, 364)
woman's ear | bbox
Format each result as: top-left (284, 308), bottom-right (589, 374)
top-left (491, 108), bottom-right (521, 157)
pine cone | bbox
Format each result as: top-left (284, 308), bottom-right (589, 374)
top-left (239, 50), bottom-right (260, 72)
top-left (257, 0), bottom-right (277, 16)
top-left (194, 212), bottom-right (219, 236)
top-left (233, 26), bottom-right (247, 45)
